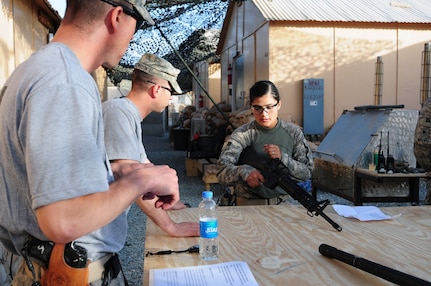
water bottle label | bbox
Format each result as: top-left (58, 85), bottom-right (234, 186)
top-left (200, 219), bottom-right (218, 239)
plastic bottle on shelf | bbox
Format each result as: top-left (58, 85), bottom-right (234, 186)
top-left (373, 149), bottom-right (379, 166)
top-left (199, 190), bottom-right (219, 260)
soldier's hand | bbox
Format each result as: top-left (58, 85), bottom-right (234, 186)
top-left (246, 169), bottom-right (265, 188)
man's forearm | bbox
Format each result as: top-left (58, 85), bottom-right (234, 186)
top-left (136, 199), bottom-right (199, 237)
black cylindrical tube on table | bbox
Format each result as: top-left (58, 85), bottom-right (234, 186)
top-left (319, 244), bottom-right (431, 286)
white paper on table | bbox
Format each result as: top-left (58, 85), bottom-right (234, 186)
top-left (149, 261), bottom-right (259, 286)
top-left (332, 204), bottom-right (401, 221)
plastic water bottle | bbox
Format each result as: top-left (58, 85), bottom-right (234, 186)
top-left (199, 190), bottom-right (219, 260)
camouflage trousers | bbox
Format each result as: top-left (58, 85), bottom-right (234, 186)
top-left (233, 182), bottom-right (287, 200)
top-left (0, 246), bottom-right (21, 286)
top-left (236, 196), bottom-right (289, 206)
top-left (217, 185), bottom-right (289, 206)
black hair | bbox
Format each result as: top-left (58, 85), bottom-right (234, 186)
top-left (249, 80), bottom-right (280, 104)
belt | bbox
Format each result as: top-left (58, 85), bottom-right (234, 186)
top-left (88, 254), bottom-right (113, 283)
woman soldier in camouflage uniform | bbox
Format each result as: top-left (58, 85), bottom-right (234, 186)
top-left (216, 80), bottom-right (314, 205)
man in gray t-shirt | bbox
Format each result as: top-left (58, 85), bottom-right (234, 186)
top-left (0, 1), bottom-right (179, 285)
top-left (103, 53), bottom-right (199, 237)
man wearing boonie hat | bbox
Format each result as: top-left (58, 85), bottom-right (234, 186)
top-left (0, 1), bottom-right (182, 285)
top-left (134, 53), bottom-right (183, 95)
top-left (102, 53), bottom-right (199, 238)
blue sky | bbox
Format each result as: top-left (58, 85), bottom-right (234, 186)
top-left (49, 0), bottom-right (66, 17)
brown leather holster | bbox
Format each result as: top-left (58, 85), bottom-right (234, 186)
top-left (40, 244), bottom-right (89, 286)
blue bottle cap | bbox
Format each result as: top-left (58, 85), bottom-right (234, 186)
top-left (202, 191), bottom-right (213, 199)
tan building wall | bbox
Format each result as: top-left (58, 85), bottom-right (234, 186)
top-left (93, 68), bottom-right (108, 102)
top-left (193, 61), bottom-right (221, 109)
top-left (208, 63), bottom-right (221, 106)
top-left (267, 23), bottom-right (431, 130)
top-left (218, 1), bottom-right (431, 134)
top-left (1, 0), bottom-right (15, 88)
top-left (1, 0), bottom-right (61, 87)
top-left (1, 0), bottom-right (107, 101)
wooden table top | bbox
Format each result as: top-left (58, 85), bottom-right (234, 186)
top-left (143, 205), bottom-right (431, 285)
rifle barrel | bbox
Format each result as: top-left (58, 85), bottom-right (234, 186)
top-left (238, 147), bottom-right (342, 232)
top-left (277, 179), bottom-right (342, 232)
top-left (319, 244), bottom-right (431, 285)
top-left (316, 211), bottom-right (343, 232)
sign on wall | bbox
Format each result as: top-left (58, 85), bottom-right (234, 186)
top-left (303, 78), bottom-right (324, 136)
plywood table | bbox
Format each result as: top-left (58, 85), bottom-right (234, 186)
top-left (143, 205), bottom-right (431, 285)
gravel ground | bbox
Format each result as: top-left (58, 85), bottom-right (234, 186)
top-left (119, 133), bottom-right (430, 285)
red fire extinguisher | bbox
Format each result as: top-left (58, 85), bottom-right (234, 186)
top-left (227, 64), bottom-right (232, 96)
top-left (198, 94), bottom-right (204, 108)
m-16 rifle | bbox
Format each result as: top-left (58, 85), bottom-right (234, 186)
top-left (239, 147), bottom-right (342, 232)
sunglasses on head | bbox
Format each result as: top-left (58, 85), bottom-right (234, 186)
top-left (146, 80), bottom-right (173, 95)
top-left (100, 0), bottom-right (144, 32)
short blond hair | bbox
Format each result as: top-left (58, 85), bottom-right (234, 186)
top-left (63, 0), bottom-right (111, 27)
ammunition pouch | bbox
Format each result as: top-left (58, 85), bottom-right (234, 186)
top-left (22, 236), bottom-right (54, 269)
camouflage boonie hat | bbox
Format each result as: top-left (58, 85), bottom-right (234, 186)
top-left (135, 53), bottom-right (182, 94)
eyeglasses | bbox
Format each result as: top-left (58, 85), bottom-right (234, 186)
top-left (100, 0), bottom-right (144, 32)
top-left (251, 102), bottom-right (279, 113)
top-left (146, 80), bottom-right (173, 95)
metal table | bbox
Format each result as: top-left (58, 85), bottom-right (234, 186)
top-left (354, 168), bottom-right (430, 206)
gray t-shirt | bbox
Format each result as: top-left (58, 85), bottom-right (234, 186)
top-left (102, 97), bottom-right (148, 163)
top-left (0, 43), bottom-right (127, 260)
